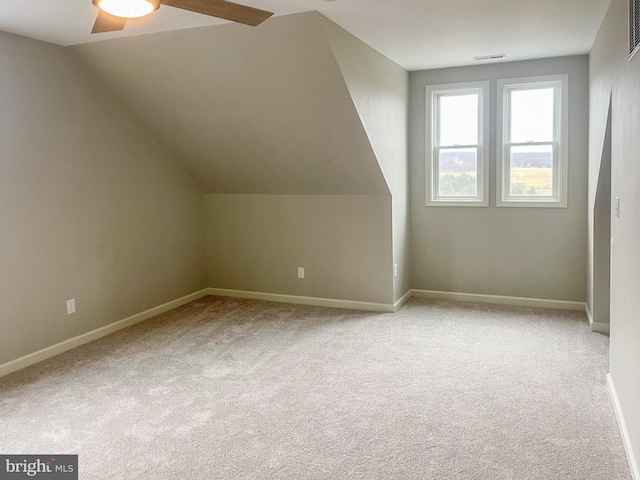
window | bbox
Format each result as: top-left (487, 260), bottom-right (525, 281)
top-left (496, 74), bottom-right (568, 207)
top-left (425, 81), bottom-right (489, 206)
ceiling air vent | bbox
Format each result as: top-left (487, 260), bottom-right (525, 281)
top-left (473, 54), bottom-right (506, 61)
top-left (631, 0), bottom-right (640, 59)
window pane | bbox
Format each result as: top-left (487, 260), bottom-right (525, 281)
top-left (439, 93), bottom-right (478, 146)
top-left (509, 145), bottom-right (553, 196)
top-left (438, 148), bottom-right (478, 196)
top-left (510, 87), bottom-right (554, 143)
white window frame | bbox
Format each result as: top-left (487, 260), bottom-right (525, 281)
top-left (496, 74), bottom-right (569, 208)
top-left (425, 81), bottom-right (490, 207)
top-left (630, 0), bottom-right (640, 60)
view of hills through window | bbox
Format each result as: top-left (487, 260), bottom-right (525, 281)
top-left (436, 86), bottom-right (554, 197)
top-left (509, 146), bottom-right (553, 195)
top-left (508, 87), bottom-right (554, 196)
top-left (437, 93), bottom-right (479, 197)
top-left (438, 147), bottom-right (553, 196)
top-left (438, 150), bottom-right (478, 196)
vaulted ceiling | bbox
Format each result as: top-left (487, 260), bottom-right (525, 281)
top-left (72, 13), bottom-right (389, 194)
top-left (0, 0), bottom-right (611, 71)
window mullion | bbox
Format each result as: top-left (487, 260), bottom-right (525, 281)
top-left (509, 141), bottom-right (554, 148)
top-left (437, 144), bottom-right (480, 150)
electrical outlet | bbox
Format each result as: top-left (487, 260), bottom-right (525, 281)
top-left (297, 267), bottom-right (305, 279)
top-left (66, 299), bottom-right (76, 315)
top-left (615, 197), bottom-right (621, 218)
top-left (393, 264), bottom-right (398, 278)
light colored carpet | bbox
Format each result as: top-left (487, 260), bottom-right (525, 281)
top-left (0, 296), bottom-right (631, 479)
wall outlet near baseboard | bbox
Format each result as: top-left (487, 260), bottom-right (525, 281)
top-left (297, 267), bottom-right (305, 279)
top-left (66, 299), bottom-right (76, 315)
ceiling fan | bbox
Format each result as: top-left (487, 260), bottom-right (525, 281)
top-left (91, 0), bottom-right (274, 34)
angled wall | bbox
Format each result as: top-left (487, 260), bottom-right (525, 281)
top-left (0, 31), bottom-right (206, 366)
top-left (72, 13), bottom-right (396, 305)
top-left (590, 1), bottom-right (640, 476)
top-left (591, 104), bottom-right (612, 327)
top-left (588, 3), bottom-right (617, 328)
top-left (322, 18), bottom-right (410, 303)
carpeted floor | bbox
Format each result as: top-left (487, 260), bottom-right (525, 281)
top-left (0, 296), bottom-right (631, 479)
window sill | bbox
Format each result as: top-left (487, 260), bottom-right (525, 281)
top-left (427, 199), bottom-right (489, 207)
top-left (496, 198), bottom-right (567, 208)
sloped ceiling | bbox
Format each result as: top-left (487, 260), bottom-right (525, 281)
top-left (0, 0), bottom-right (610, 71)
top-left (71, 12), bottom-right (389, 195)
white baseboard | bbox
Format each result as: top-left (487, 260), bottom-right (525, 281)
top-left (207, 288), bottom-right (587, 314)
top-left (207, 288), bottom-right (396, 313)
top-left (0, 287), bottom-right (595, 379)
top-left (607, 373), bottom-right (640, 480)
top-left (585, 304), bottom-right (611, 334)
top-left (0, 289), bottom-right (210, 379)
top-left (393, 290), bottom-right (412, 311)
top-left (410, 289), bottom-right (585, 311)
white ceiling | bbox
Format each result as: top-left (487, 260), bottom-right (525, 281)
top-left (0, 0), bottom-right (611, 71)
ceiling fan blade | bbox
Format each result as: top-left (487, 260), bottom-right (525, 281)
top-left (161, 0), bottom-right (273, 26)
top-left (91, 10), bottom-right (128, 33)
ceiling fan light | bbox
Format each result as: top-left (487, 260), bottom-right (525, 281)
top-left (98, 0), bottom-right (156, 19)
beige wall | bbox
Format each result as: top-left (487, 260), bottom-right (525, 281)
top-left (591, 0), bottom-right (640, 473)
top-left (409, 56), bottom-right (589, 301)
top-left (323, 19), bottom-right (410, 303)
top-left (205, 195), bottom-right (393, 304)
top-left (0, 32), bottom-right (207, 365)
